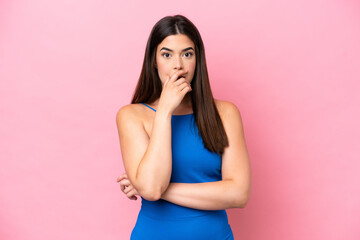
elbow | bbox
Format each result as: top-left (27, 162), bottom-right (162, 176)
top-left (139, 187), bottom-right (162, 201)
top-left (143, 182), bottom-right (169, 201)
top-left (238, 197), bottom-right (249, 208)
top-left (135, 174), bottom-right (169, 201)
top-left (141, 194), bottom-right (160, 201)
top-left (235, 193), bottom-right (250, 209)
top-left (135, 176), bottom-right (163, 201)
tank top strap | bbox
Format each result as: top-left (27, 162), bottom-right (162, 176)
top-left (141, 103), bottom-right (156, 112)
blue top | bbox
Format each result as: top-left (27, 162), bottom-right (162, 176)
top-left (130, 103), bottom-right (234, 240)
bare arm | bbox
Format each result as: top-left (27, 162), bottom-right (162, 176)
top-left (116, 105), bottom-right (172, 201)
top-left (161, 101), bottom-right (251, 210)
top-left (160, 180), bottom-right (246, 210)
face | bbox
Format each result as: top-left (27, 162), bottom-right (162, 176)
top-left (155, 34), bottom-right (196, 86)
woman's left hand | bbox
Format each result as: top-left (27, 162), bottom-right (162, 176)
top-left (116, 173), bottom-right (140, 200)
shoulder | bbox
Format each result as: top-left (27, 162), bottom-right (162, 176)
top-left (214, 98), bottom-right (242, 119)
top-left (214, 98), bottom-right (244, 133)
top-left (116, 103), bottom-right (145, 125)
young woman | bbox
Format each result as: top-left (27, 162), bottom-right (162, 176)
top-left (116, 14), bottom-right (251, 240)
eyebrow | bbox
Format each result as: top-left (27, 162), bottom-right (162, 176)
top-left (160, 47), bottom-right (194, 52)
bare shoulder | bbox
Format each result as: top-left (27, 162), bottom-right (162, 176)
top-left (214, 98), bottom-right (244, 136)
top-left (115, 104), bottom-right (142, 135)
top-left (116, 103), bottom-right (145, 122)
top-left (214, 98), bottom-right (242, 120)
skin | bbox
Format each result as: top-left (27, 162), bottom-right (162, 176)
top-left (116, 34), bottom-right (251, 209)
top-left (116, 33), bottom-right (197, 200)
top-left (155, 33), bottom-right (196, 113)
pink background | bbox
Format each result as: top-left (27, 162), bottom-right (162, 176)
top-left (1, 0), bottom-right (359, 239)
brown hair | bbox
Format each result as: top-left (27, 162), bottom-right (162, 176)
top-left (131, 14), bottom-right (228, 155)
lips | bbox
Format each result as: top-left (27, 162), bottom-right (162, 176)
top-left (177, 75), bottom-right (186, 80)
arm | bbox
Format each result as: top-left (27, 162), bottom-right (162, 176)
top-left (160, 180), bottom-right (243, 210)
top-left (116, 105), bottom-right (172, 201)
top-left (162, 101), bottom-right (251, 210)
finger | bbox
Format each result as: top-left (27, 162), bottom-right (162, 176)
top-left (125, 184), bottom-right (140, 197)
top-left (130, 195), bottom-right (138, 200)
top-left (120, 179), bottom-right (130, 187)
top-left (120, 183), bottom-right (125, 192)
top-left (164, 75), bottom-right (170, 87)
top-left (119, 179), bottom-right (131, 191)
top-left (116, 173), bottom-right (128, 182)
top-left (180, 84), bottom-right (192, 94)
top-left (124, 185), bottom-right (133, 194)
top-left (174, 78), bottom-right (189, 87)
top-left (127, 188), bottom-right (138, 199)
top-left (178, 81), bottom-right (192, 91)
top-left (170, 69), bottom-right (188, 83)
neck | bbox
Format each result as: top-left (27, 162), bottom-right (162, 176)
top-left (180, 93), bottom-right (192, 107)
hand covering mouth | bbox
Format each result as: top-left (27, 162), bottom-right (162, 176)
top-left (177, 75), bottom-right (186, 80)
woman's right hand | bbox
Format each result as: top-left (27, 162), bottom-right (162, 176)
top-left (157, 69), bottom-right (192, 114)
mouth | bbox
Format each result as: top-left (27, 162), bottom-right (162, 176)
top-left (177, 75), bottom-right (186, 80)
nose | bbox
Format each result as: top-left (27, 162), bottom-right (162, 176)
top-left (173, 55), bottom-right (183, 70)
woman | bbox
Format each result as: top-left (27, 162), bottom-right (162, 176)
top-left (116, 14), bottom-right (251, 240)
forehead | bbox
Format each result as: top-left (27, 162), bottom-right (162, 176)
top-left (157, 34), bottom-right (194, 50)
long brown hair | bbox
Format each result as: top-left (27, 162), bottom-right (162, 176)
top-left (131, 15), bottom-right (228, 155)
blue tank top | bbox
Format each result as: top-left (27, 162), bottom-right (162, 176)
top-left (130, 103), bottom-right (234, 240)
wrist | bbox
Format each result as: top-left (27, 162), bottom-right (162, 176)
top-left (155, 108), bottom-right (172, 120)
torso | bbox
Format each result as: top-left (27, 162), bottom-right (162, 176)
top-left (131, 98), bottom-right (227, 138)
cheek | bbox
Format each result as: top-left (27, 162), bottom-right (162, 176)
top-left (188, 57), bottom-right (196, 69)
top-left (189, 61), bottom-right (196, 74)
top-left (156, 63), bottom-right (170, 83)
top-left (157, 65), bottom-right (169, 78)
top-left (157, 58), bottom-right (168, 71)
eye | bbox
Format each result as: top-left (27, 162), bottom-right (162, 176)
top-left (184, 52), bottom-right (193, 58)
top-left (162, 53), bottom-right (171, 58)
